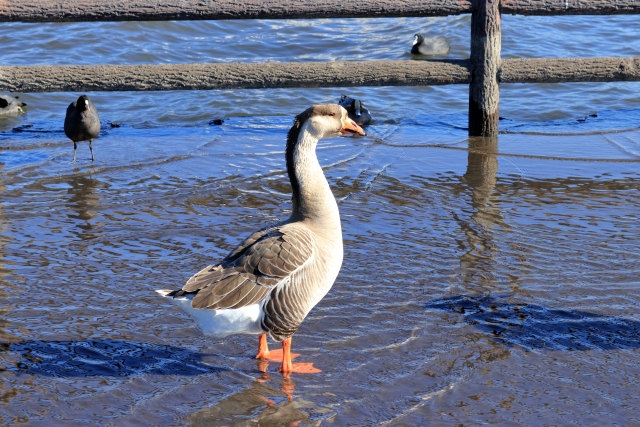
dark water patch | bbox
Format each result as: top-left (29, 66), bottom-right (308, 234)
top-left (4, 340), bottom-right (222, 378)
top-left (426, 295), bottom-right (640, 351)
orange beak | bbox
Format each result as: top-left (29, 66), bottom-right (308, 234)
top-left (340, 117), bottom-right (366, 136)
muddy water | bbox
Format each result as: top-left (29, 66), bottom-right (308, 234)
top-left (1, 15), bottom-right (640, 426)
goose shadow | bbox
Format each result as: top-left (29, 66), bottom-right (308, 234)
top-left (426, 295), bottom-right (640, 351)
top-left (0, 339), bottom-right (236, 378)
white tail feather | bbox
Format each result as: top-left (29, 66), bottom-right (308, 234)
top-left (155, 289), bottom-right (173, 297)
top-left (155, 289), bottom-right (264, 337)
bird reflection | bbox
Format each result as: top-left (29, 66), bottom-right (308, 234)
top-left (66, 172), bottom-right (104, 240)
top-left (256, 362), bottom-right (296, 401)
top-left (186, 361), bottom-right (308, 426)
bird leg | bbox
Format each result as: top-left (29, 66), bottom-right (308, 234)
top-left (256, 333), bottom-right (270, 359)
top-left (280, 336), bottom-right (321, 375)
top-left (73, 142), bottom-right (77, 162)
top-left (89, 139), bottom-right (95, 161)
top-left (279, 337), bottom-right (293, 375)
top-left (257, 335), bottom-right (318, 375)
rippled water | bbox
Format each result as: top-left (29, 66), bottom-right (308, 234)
top-left (1, 14), bottom-right (640, 426)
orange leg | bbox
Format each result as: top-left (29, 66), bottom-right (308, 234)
top-left (255, 333), bottom-right (270, 359)
top-left (279, 337), bottom-right (293, 375)
top-left (277, 337), bottom-right (320, 375)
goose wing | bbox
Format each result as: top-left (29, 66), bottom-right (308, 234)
top-left (180, 226), bottom-right (314, 310)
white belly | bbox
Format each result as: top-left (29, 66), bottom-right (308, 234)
top-left (156, 290), bottom-right (264, 338)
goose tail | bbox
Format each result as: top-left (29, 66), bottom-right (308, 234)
top-left (155, 289), bottom-right (175, 298)
top-left (155, 289), bottom-right (264, 337)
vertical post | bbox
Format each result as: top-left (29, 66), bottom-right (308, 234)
top-left (469, 0), bottom-right (501, 136)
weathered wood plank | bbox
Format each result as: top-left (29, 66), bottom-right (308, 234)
top-left (0, 60), bottom-right (473, 92)
top-left (501, 0), bottom-right (640, 15)
top-left (469, 0), bottom-right (501, 137)
top-left (500, 57), bottom-right (640, 83)
top-left (0, 1), bottom-right (472, 22)
top-left (1, 58), bottom-right (638, 93)
top-left (1, 0), bottom-right (638, 22)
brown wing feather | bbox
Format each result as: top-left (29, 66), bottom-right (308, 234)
top-left (183, 225), bottom-right (314, 310)
top-left (223, 227), bottom-right (272, 264)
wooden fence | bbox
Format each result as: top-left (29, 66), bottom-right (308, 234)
top-left (1, 0), bottom-right (639, 136)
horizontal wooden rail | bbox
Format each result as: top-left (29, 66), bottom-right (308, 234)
top-left (499, 57), bottom-right (640, 83)
top-left (1, 58), bottom-right (638, 93)
top-left (0, 60), bottom-right (472, 92)
top-left (1, 0), bottom-right (639, 22)
top-left (501, 0), bottom-right (640, 15)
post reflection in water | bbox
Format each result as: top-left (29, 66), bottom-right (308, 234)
top-left (0, 163), bottom-right (10, 343)
top-left (0, 164), bottom-right (19, 347)
top-left (458, 136), bottom-right (505, 292)
top-left (66, 171), bottom-right (104, 240)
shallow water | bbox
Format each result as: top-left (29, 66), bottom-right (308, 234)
top-left (1, 14), bottom-right (640, 426)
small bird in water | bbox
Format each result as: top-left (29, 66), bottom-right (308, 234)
top-left (411, 33), bottom-right (451, 56)
top-left (157, 104), bottom-right (366, 375)
top-left (64, 95), bottom-right (100, 162)
top-left (0, 94), bottom-right (27, 116)
top-left (338, 95), bottom-right (372, 127)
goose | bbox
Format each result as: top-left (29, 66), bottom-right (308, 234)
top-left (64, 95), bottom-right (100, 162)
top-left (411, 33), bottom-right (451, 56)
top-left (157, 104), bottom-right (366, 375)
top-left (338, 95), bottom-right (372, 127)
top-left (0, 94), bottom-right (26, 116)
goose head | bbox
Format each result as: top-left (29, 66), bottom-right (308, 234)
top-left (285, 104), bottom-right (365, 186)
top-left (288, 104), bottom-right (366, 143)
top-left (316, 103), bottom-right (366, 137)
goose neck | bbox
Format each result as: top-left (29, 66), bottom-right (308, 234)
top-left (286, 123), bottom-right (339, 224)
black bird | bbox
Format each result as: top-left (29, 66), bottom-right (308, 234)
top-left (64, 95), bottom-right (100, 162)
top-left (410, 33), bottom-right (451, 56)
top-left (338, 95), bottom-right (372, 127)
top-left (0, 94), bottom-right (27, 116)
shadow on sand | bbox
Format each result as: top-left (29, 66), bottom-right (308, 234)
top-left (426, 295), bottom-right (640, 351)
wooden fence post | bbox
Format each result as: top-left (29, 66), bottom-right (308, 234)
top-left (469, 0), bottom-right (501, 136)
